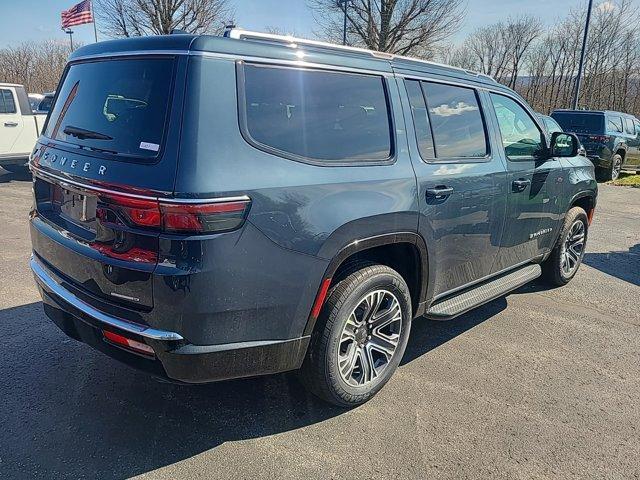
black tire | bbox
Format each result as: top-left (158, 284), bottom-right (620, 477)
top-left (2, 164), bottom-right (29, 174)
top-left (601, 154), bottom-right (623, 181)
top-left (300, 264), bottom-right (412, 407)
top-left (542, 207), bottom-right (589, 286)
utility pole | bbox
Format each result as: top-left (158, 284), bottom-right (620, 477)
top-left (573, 0), bottom-right (594, 110)
top-left (65, 28), bottom-right (74, 51)
top-left (338, 0), bottom-right (348, 45)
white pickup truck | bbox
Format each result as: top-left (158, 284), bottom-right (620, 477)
top-left (0, 83), bottom-right (47, 172)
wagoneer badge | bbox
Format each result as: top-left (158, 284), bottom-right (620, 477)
top-left (38, 149), bottom-right (107, 175)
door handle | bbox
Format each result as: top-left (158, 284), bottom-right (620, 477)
top-left (512, 178), bottom-right (531, 192)
top-left (426, 186), bottom-right (454, 199)
top-left (4, 122), bottom-right (18, 127)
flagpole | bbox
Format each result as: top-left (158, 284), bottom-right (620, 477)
top-left (91, 0), bottom-right (98, 42)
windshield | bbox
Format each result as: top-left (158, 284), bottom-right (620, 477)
top-left (38, 96), bottom-right (54, 112)
top-left (552, 113), bottom-right (604, 134)
top-left (44, 57), bottom-right (174, 161)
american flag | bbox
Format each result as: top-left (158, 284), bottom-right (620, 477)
top-left (61, 0), bottom-right (94, 29)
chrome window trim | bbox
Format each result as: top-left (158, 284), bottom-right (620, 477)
top-left (31, 256), bottom-right (184, 341)
top-left (402, 77), bottom-right (493, 164)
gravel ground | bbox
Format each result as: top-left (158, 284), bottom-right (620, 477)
top-left (0, 168), bottom-right (638, 480)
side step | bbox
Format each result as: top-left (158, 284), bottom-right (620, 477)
top-left (425, 264), bottom-right (542, 320)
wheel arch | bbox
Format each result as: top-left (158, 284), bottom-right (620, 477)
top-left (303, 232), bottom-right (429, 336)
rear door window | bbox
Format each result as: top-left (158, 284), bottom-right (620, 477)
top-left (0, 89), bottom-right (16, 114)
top-left (404, 80), bottom-right (435, 160)
top-left (44, 57), bottom-right (175, 162)
top-left (240, 63), bottom-right (393, 164)
top-left (421, 82), bottom-right (488, 159)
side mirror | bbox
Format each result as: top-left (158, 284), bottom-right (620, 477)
top-left (550, 131), bottom-right (579, 157)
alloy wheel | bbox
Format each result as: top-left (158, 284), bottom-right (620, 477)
top-left (337, 290), bottom-right (402, 387)
top-left (612, 157), bottom-right (622, 180)
top-left (560, 220), bottom-right (586, 277)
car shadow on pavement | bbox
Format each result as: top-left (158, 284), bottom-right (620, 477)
top-left (402, 297), bottom-right (508, 365)
top-left (0, 299), bottom-right (505, 480)
top-left (582, 244), bottom-right (640, 286)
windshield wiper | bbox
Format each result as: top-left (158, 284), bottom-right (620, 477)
top-left (63, 125), bottom-right (113, 140)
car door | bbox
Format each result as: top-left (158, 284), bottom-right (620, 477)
top-left (399, 76), bottom-right (506, 298)
top-left (0, 88), bottom-right (24, 154)
top-left (487, 92), bottom-right (564, 272)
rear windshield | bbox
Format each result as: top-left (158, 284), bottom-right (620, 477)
top-left (551, 112), bottom-right (604, 134)
top-left (44, 57), bottom-right (174, 161)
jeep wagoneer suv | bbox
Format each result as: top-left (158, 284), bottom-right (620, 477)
top-left (552, 109), bottom-right (640, 180)
top-left (29, 30), bottom-right (597, 407)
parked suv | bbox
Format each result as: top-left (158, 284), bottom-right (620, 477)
top-left (29, 31), bottom-right (597, 407)
top-left (552, 109), bottom-right (640, 180)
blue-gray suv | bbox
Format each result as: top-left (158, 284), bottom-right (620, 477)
top-left (29, 30), bottom-right (597, 407)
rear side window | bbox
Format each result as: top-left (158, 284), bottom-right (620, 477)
top-left (44, 57), bottom-right (175, 162)
top-left (552, 113), bottom-right (604, 134)
top-left (422, 82), bottom-right (487, 159)
top-left (240, 63), bottom-right (393, 163)
top-left (606, 115), bottom-right (623, 133)
top-left (623, 117), bottom-right (635, 135)
top-left (0, 89), bottom-right (16, 114)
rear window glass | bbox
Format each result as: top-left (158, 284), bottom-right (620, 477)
top-left (44, 58), bottom-right (174, 161)
top-left (422, 82), bottom-right (488, 159)
top-left (552, 113), bottom-right (604, 134)
top-left (240, 64), bottom-right (392, 163)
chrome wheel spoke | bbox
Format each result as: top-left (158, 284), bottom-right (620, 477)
top-left (368, 332), bottom-right (399, 359)
top-left (561, 219), bottom-right (587, 276)
top-left (338, 343), bottom-right (358, 379)
top-left (337, 289), bottom-right (403, 387)
top-left (370, 301), bottom-right (401, 330)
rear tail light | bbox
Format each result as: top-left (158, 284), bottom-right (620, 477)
top-left (103, 330), bottom-right (155, 357)
top-left (99, 194), bottom-right (251, 234)
top-left (588, 135), bottom-right (610, 143)
top-left (160, 200), bottom-right (250, 233)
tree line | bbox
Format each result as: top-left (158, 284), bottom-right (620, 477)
top-left (2, 0), bottom-right (639, 117)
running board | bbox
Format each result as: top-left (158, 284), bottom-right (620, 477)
top-left (425, 264), bottom-right (542, 320)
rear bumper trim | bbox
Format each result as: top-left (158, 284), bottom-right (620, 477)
top-left (30, 256), bottom-right (183, 341)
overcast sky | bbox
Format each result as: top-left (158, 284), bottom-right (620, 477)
top-left (0, 0), bottom-right (593, 48)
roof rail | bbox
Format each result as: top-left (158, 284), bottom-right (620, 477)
top-left (227, 29), bottom-right (495, 82)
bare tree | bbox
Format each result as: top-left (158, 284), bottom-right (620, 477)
top-left (95, 0), bottom-right (234, 37)
top-left (0, 41), bottom-right (72, 93)
top-left (441, 1), bottom-right (640, 117)
top-left (308, 0), bottom-right (465, 57)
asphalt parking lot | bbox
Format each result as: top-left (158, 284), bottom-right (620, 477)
top-left (0, 168), bottom-right (638, 480)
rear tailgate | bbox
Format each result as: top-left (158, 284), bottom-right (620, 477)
top-left (30, 55), bottom-right (186, 312)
